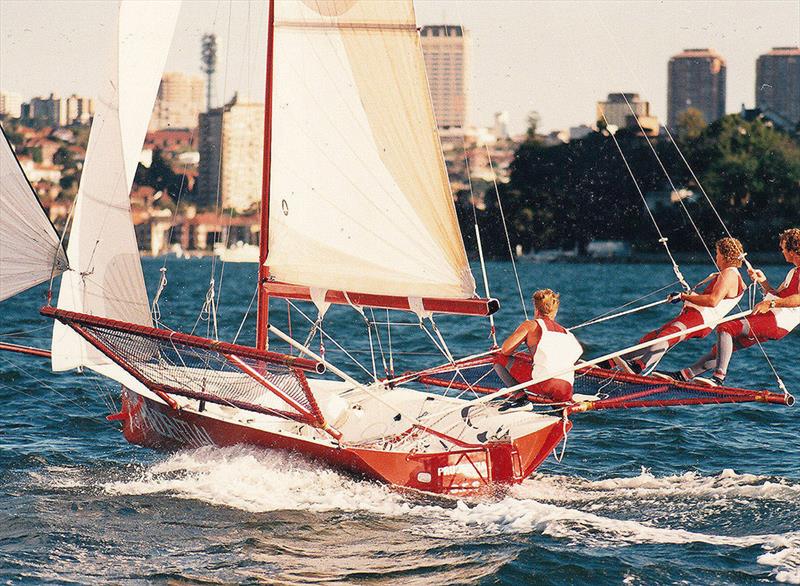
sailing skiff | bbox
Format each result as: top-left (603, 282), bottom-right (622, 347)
top-left (0, 0), bottom-right (792, 496)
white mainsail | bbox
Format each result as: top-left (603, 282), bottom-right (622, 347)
top-left (266, 0), bottom-right (476, 300)
top-left (0, 126), bottom-right (68, 302)
top-left (52, 0), bottom-right (180, 375)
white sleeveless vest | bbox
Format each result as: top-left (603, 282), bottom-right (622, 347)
top-left (531, 319), bottom-right (583, 385)
top-left (765, 267), bottom-right (800, 333)
top-left (683, 267), bottom-right (745, 326)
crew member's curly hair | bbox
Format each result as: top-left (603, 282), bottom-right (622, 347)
top-left (716, 237), bottom-right (744, 266)
top-left (779, 228), bottom-right (800, 254)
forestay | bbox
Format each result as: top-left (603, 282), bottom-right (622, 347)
top-left (267, 0), bottom-right (476, 300)
top-left (52, 0), bottom-right (180, 375)
top-left (0, 126), bottom-right (67, 301)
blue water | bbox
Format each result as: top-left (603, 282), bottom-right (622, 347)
top-left (1, 258), bottom-right (797, 585)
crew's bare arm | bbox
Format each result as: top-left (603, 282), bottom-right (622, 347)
top-left (681, 270), bottom-right (738, 307)
top-left (500, 321), bottom-right (540, 355)
top-left (753, 293), bottom-right (800, 314)
top-left (749, 268), bottom-right (778, 294)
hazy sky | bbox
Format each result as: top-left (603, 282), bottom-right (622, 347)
top-left (1, 0), bottom-right (798, 133)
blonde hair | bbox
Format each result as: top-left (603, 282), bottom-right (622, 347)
top-left (716, 237), bottom-right (744, 266)
top-left (533, 289), bottom-right (560, 317)
top-left (779, 228), bottom-right (800, 254)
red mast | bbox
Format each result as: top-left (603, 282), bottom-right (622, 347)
top-left (256, 0), bottom-right (275, 351)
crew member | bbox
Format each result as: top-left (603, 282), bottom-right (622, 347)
top-left (494, 289), bottom-right (583, 403)
top-left (672, 228), bottom-right (800, 385)
top-left (615, 237), bottom-right (746, 375)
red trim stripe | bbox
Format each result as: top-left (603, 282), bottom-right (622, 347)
top-left (264, 281), bottom-right (499, 317)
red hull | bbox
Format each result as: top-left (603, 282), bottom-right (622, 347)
top-left (116, 389), bottom-right (567, 496)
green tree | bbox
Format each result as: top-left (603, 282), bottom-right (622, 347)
top-left (676, 108), bottom-right (707, 142)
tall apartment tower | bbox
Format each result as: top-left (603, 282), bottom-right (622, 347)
top-left (65, 95), bottom-right (94, 124)
top-left (756, 47), bottom-right (800, 127)
top-left (419, 25), bottom-right (470, 131)
top-left (150, 72), bottom-right (206, 131)
top-left (0, 91), bottom-right (23, 119)
top-left (198, 94), bottom-right (264, 213)
top-left (667, 48), bottom-right (726, 129)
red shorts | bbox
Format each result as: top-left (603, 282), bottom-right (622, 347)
top-left (717, 312), bottom-right (789, 349)
top-left (494, 353), bottom-right (573, 403)
top-left (640, 307), bottom-right (710, 346)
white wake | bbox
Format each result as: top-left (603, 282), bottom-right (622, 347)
top-left (95, 446), bottom-right (800, 583)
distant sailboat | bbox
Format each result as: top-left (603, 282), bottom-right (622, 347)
top-left (1, 0), bottom-right (792, 496)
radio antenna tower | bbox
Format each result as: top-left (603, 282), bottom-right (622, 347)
top-left (201, 33), bottom-right (218, 111)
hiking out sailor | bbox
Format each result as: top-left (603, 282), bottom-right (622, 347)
top-left (494, 289), bottom-right (583, 403)
top-left (668, 228), bottom-right (800, 386)
top-left (615, 237), bottom-right (746, 375)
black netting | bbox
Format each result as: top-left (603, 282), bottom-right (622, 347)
top-left (415, 355), bottom-right (782, 408)
top-left (79, 322), bottom-right (321, 422)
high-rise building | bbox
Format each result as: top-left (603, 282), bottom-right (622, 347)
top-left (667, 48), bottom-right (726, 129)
top-left (198, 94), bottom-right (264, 213)
top-left (756, 47), bottom-right (800, 127)
top-left (28, 94), bottom-right (68, 126)
top-left (596, 93), bottom-right (650, 129)
top-left (150, 72), bottom-right (206, 131)
top-left (420, 25), bottom-right (470, 131)
top-left (0, 91), bottom-right (23, 119)
top-left (65, 94), bottom-right (94, 124)
top-left (23, 93), bottom-right (94, 126)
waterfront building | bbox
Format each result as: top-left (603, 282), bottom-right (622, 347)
top-left (28, 94), bottom-right (68, 126)
top-left (420, 25), bottom-right (470, 131)
top-left (596, 93), bottom-right (651, 130)
top-left (24, 93), bottom-right (94, 126)
top-left (198, 94), bottom-right (264, 212)
top-left (667, 48), bottom-right (726, 129)
top-left (0, 91), bottom-right (23, 119)
top-left (65, 95), bottom-right (94, 124)
top-left (756, 47), bottom-right (800, 127)
top-left (150, 72), bottom-right (206, 131)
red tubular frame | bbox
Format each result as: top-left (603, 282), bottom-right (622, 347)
top-left (264, 280), bottom-right (500, 317)
top-left (0, 342), bottom-right (51, 359)
top-left (40, 306), bottom-right (324, 374)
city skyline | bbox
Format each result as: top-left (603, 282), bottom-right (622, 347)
top-left (0, 0), bottom-right (797, 134)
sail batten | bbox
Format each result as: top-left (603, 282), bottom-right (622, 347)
top-left (266, 0), bottom-right (476, 302)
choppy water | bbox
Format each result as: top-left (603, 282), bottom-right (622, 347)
top-left (1, 258), bottom-right (797, 585)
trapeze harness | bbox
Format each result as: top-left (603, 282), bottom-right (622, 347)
top-left (497, 318), bottom-right (583, 403)
top-left (765, 267), bottom-right (800, 334)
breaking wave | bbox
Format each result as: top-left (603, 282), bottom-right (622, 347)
top-left (99, 445), bottom-right (800, 582)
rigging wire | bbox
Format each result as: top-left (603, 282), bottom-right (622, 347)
top-left (591, 8), bottom-right (788, 393)
top-left (203, 1), bottom-right (234, 332)
top-left (599, 110), bottom-right (691, 291)
top-left (461, 135), bottom-right (497, 346)
top-left (485, 143), bottom-right (529, 320)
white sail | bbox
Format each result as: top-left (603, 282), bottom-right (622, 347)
top-left (0, 126), bottom-right (68, 301)
top-left (267, 0), bottom-right (476, 300)
top-left (52, 0), bottom-right (180, 374)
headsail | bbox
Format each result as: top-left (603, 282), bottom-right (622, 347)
top-left (51, 0), bottom-right (181, 375)
top-left (0, 125), bottom-right (67, 301)
top-left (266, 0), bottom-right (477, 303)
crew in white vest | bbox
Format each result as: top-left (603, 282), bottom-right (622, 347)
top-left (494, 289), bottom-right (583, 403)
top-left (674, 228), bottom-right (800, 386)
top-left (616, 237), bottom-right (746, 375)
